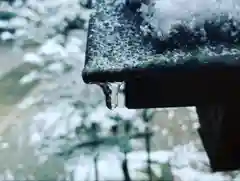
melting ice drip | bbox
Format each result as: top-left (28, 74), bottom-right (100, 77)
top-left (98, 83), bottom-right (123, 109)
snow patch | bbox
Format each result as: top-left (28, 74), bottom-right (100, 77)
top-left (19, 70), bottom-right (40, 84)
top-left (23, 52), bottom-right (44, 65)
top-left (1, 31), bottom-right (13, 41)
top-left (46, 62), bottom-right (65, 74)
top-left (71, 150), bottom-right (172, 181)
top-left (141, 0), bottom-right (240, 38)
top-left (173, 167), bottom-right (229, 181)
top-left (38, 40), bottom-right (67, 58)
top-left (17, 96), bottom-right (42, 109)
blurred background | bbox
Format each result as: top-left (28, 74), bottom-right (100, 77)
top-left (0, 0), bottom-right (239, 180)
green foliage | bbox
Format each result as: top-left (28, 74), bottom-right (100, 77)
top-left (55, 131), bottom-right (153, 158)
top-left (137, 161), bottom-right (174, 181)
top-left (50, 109), bottom-right (156, 163)
top-left (161, 162), bottom-right (174, 181)
top-left (0, 11), bottom-right (17, 20)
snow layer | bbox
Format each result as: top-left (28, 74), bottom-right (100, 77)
top-left (84, 0), bottom-right (240, 77)
top-left (141, 0), bottom-right (240, 39)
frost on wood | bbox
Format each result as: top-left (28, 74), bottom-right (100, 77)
top-left (84, 0), bottom-right (155, 75)
top-left (84, 0), bottom-right (240, 79)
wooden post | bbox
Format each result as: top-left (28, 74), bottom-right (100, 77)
top-left (196, 104), bottom-right (240, 172)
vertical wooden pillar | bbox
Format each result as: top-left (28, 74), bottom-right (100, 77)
top-left (196, 104), bottom-right (240, 172)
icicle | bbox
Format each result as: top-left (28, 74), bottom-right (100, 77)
top-left (111, 82), bottom-right (123, 108)
top-left (117, 83), bottom-right (125, 108)
top-left (98, 83), bottom-right (113, 109)
top-left (98, 82), bottom-right (123, 109)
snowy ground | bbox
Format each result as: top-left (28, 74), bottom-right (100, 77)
top-left (0, 39), bottom-right (233, 181)
top-left (0, 74), bottom-right (228, 181)
top-left (67, 147), bottom-right (231, 181)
